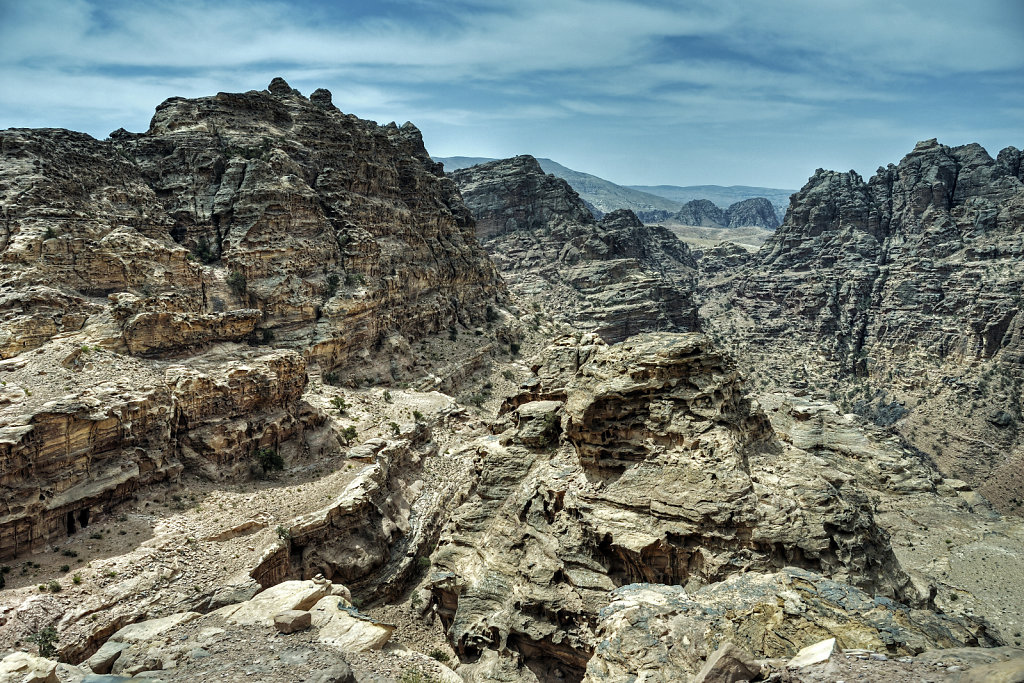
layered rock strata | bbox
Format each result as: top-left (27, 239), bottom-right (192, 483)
top-left (0, 340), bottom-right (332, 560)
top-left (1, 77), bottom-right (505, 371)
top-left (702, 139), bottom-right (1024, 510)
top-left (428, 332), bottom-right (975, 681)
top-left (450, 155), bottom-right (699, 343)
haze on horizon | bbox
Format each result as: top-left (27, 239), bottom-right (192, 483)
top-left (1, 0), bottom-right (1021, 189)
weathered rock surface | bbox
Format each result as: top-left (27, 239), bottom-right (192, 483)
top-left (583, 569), bottom-right (993, 682)
top-left (0, 78), bottom-right (508, 561)
top-left (0, 341), bottom-right (331, 559)
top-left (451, 155), bottom-right (699, 343)
top-left (702, 139), bottom-right (1024, 510)
top-left (665, 197), bottom-right (781, 230)
top-left (1, 79), bottom-right (505, 367)
top-left (428, 332), bottom-right (978, 681)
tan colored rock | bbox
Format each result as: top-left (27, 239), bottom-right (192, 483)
top-left (110, 611), bottom-right (201, 643)
top-left (0, 651), bottom-right (59, 683)
top-left (215, 580), bottom-right (330, 626)
top-left (86, 639), bottom-right (129, 674)
top-left (962, 658), bottom-right (1024, 683)
top-left (693, 642), bottom-right (761, 683)
top-left (274, 609), bottom-right (312, 634)
top-left (452, 156), bottom-right (698, 343)
top-left (786, 638), bottom-right (836, 668)
top-left (309, 596), bottom-right (395, 651)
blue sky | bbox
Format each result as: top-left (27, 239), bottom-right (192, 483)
top-left (1, 0), bottom-right (1021, 188)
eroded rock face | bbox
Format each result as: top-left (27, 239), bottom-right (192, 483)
top-left (0, 78), bottom-right (507, 559)
top-left (584, 569), bottom-right (995, 682)
top-left (0, 341), bottom-right (330, 559)
top-left (703, 139), bottom-right (1024, 510)
top-left (1, 78), bottom-right (505, 370)
top-left (451, 156), bottom-right (699, 343)
top-left (430, 332), bottom-right (932, 681)
top-left (666, 197), bottom-right (781, 230)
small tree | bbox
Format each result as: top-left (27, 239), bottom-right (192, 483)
top-left (227, 270), bottom-right (247, 298)
top-left (325, 273), bottom-right (340, 298)
top-left (27, 626), bottom-right (58, 658)
top-left (255, 447), bottom-right (284, 475)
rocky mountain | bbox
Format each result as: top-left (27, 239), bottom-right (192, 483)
top-left (0, 77), bottom-right (510, 576)
top-left (450, 155), bottom-right (699, 342)
top-left (436, 156), bottom-right (789, 225)
top-left (648, 197), bottom-right (780, 230)
top-left (630, 183), bottom-right (795, 221)
top-left (2, 80), bottom-right (1023, 683)
top-left (702, 138), bottom-right (1024, 513)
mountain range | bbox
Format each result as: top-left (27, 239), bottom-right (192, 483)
top-left (434, 155), bottom-right (794, 222)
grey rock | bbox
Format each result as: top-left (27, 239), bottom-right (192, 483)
top-left (301, 662), bottom-right (356, 683)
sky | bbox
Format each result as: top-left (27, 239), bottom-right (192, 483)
top-left (1, 0), bottom-right (1021, 188)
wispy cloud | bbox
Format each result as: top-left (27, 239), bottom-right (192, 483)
top-left (1, 0), bottom-right (1020, 187)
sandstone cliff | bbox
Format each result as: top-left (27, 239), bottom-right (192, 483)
top-left (0, 78), bottom-right (509, 560)
top-left (451, 155), bottom-right (699, 343)
top-left (702, 139), bottom-right (1024, 511)
top-left (428, 333), bottom-right (989, 681)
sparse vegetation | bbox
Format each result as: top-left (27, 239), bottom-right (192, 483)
top-left (255, 447), bottom-right (285, 475)
top-left (342, 426), bottom-right (358, 443)
top-left (227, 270), bottom-right (247, 298)
top-left (27, 626), bottom-right (58, 658)
top-left (325, 273), bottom-right (340, 298)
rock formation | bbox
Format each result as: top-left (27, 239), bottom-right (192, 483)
top-left (0, 78), bottom-right (514, 561)
top-left (428, 332), bottom-right (991, 681)
top-left (702, 139), bottom-right (1024, 511)
top-left (1, 78), bottom-right (505, 372)
top-left (451, 155), bottom-right (699, 343)
top-left (667, 197), bottom-right (781, 229)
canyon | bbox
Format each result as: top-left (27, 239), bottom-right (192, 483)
top-left (0, 80), bottom-right (1021, 683)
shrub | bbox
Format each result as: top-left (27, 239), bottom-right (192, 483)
top-left (502, 370), bottom-right (515, 381)
top-left (27, 626), bottom-right (58, 658)
top-left (325, 273), bottom-right (340, 298)
top-left (389, 421), bottom-right (401, 435)
top-left (72, 574), bottom-right (82, 585)
top-left (43, 226), bottom-right (56, 240)
top-left (331, 396), bottom-right (349, 413)
top-left (276, 525), bottom-right (291, 542)
top-left (342, 426), bottom-right (358, 443)
top-left (48, 580), bottom-right (62, 593)
top-left (413, 410), bottom-right (424, 422)
top-left (255, 447), bottom-right (284, 474)
top-left (485, 305), bottom-right (499, 323)
top-left (226, 270), bottom-right (247, 298)
top-left (195, 236), bottom-right (218, 263)
top-left (509, 342), bottom-right (521, 356)
top-left (383, 389), bottom-right (392, 403)
top-left (429, 649), bottom-right (450, 664)
top-left (60, 564), bottom-right (70, 573)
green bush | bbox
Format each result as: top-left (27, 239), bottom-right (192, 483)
top-left (227, 270), bottom-right (247, 298)
top-left (27, 626), bottom-right (58, 658)
top-left (255, 447), bottom-right (284, 474)
top-left (325, 273), bottom-right (340, 298)
top-left (342, 426), bottom-right (358, 443)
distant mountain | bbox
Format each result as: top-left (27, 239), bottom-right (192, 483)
top-left (435, 156), bottom-right (682, 218)
top-left (630, 184), bottom-right (795, 220)
top-left (433, 156), bottom-right (793, 224)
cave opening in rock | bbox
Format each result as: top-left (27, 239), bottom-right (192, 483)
top-left (78, 508), bottom-right (90, 528)
top-left (66, 511), bottom-right (76, 535)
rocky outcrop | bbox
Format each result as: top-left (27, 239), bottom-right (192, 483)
top-left (451, 156), bottom-right (699, 343)
top-left (0, 78), bottom-right (505, 371)
top-left (0, 341), bottom-right (332, 560)
top-left (664, 197), bottom-right (781, 229)
top-left (584, 569), bottom-right (995, 682)
top-left (725, 196), bottom-right (780, 229)
top-left (429, 332), bottom-right (953, 681)
top-left (0, 78), bottom-right (509, 560)
top-left (672, 199), bottom-right (726, 227)
top-left (702, 139), bottom-right (1024, 510)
